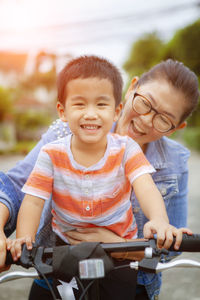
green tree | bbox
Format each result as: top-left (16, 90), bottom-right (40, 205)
top-left (123, 32), bottom-right (164, 78)
top-left (161, 19), bottom-right (200, 76)
top-left (0, 86), bottom-right (13, 121)
top-left (160, 19), bottom-right (200, 130)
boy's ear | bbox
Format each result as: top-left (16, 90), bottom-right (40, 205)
top-left (57, 102), bottom-right (67, 122)
top-left (124, 77), bottom-right (139, 102)
top-left (114, 103), bottom-right (122, 122)
top-left (165, 121), bottom-right (187, 136)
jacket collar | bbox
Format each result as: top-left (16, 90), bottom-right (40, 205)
top-left (145, 137), bottom-right (168, 170)
top-left (111, 121), bottom-right (168, 170)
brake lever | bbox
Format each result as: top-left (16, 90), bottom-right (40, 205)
top-left (130, 239), bottom-right (170, 273)
top-left (17, 245), bottom-right (53, 276)
top-left (33, 246), bottom-right (53, 276)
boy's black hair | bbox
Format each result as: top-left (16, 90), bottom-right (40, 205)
top-left (57, 55), bottom-right (123, 106)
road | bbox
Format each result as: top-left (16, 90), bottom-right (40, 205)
top-left (0, 151), bottom-right (199, 300)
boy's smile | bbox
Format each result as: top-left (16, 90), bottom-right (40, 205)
top-left (57, 77), bottom-right (121, 151)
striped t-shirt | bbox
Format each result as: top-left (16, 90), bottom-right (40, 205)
top-left (22, 133), bottom-right (155, 242)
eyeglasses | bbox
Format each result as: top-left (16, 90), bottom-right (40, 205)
top-left (132, 92), bottom-right (175, 133)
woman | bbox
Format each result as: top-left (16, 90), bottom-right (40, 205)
top-left (0, 59), bottom-right (199, 299)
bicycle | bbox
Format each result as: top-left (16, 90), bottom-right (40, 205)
top-left (1, 233), bottom-right (200, 300)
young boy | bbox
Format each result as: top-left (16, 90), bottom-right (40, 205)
top-left (11, 55), bottom-right (171, 259)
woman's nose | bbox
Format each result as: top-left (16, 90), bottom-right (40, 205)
top-left (139, 111), bottom-right (155, 127)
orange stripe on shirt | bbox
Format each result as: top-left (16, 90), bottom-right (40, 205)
top-left (125, 152), bottom-right (151, 177)
top-left (93, 148), bottom-right (125, 175)
top-left (25, 172), bottom-right (53, 192)
top-left (47, 147), bottom-right (126, 176)
top-left (105, 206), bottom-right (136, 237)
top-left (46, 149), bottom-right (83, 176)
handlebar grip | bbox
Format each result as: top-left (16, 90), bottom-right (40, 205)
top-left (169, 234), bottom-right (200, 252)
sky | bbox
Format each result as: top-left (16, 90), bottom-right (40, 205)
top-left (0, 0), bottom-right (199, 70)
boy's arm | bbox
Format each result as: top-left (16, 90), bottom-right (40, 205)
top-left (133, 173), bottom-right (169, 222)
top-left (16, 194), bottom-right (45, 239)
top-left (10, 194), bottom-right (45, 261)
top-left (132, 173), bottom-right (185, 249)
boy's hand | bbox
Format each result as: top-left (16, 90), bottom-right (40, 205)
top-left (9, 236), bottom-right (34, 261)
top-left (143, 219), bottom-right (193, 249)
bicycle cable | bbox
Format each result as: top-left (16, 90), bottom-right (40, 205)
top-left (114, 264), bottom-right (131, 270)
top-left (77, 278), bottom-right (96, 300)
top-left (74, 276), bottom-right (89, 300)
top-left (32, 263), bottom-right (57, 300)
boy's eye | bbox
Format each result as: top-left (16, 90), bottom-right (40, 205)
top-left (73, 102), bottom-right (85, 106)
top-left (98, 102), bottom-right (107, 107)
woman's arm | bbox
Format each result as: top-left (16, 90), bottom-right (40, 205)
top-left (0, 203), bottom-right (10, 269)
top-left (65, 227), bottom-right (191, 262)
top-left (0, 203), bottom-right (9, 233)
top-left (65, 227), bottom-right (145, 261)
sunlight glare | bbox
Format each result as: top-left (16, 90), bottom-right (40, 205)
top-left (0, 0), bottom-right (48, 32)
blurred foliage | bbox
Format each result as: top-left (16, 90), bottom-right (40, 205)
top-left (15, 111), bottom-right (52, 133)
top-left (123, 18), bottom-right (200, 151)
top-left (1, 126), bottom-right (12, 142)
top-left (21, 70), bottom-right (56, 91)
top-left (0, 51), bottom-right (57, 154)
top-left (182, 127), bottom-right (200, 151)
top-left (161, 19), bottom-right (200, 76)
top-left (4, 140), bottom-right (37, 155)
top-left (160, 18), bottom-right (200, 133)
top-left (123, 32), bottom-right (164, 78)
top-left (0, 86), bottom-right (13, 121)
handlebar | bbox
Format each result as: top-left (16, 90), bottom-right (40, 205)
top-left (100, 233), bottom-right (200, 253)
top-left (1, 234), bottom-right (200, 284)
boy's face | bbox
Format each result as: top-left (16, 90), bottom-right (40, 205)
top-left (57, 77), bottom-right (121, 148)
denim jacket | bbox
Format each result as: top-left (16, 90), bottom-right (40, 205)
top-left (0, 119), bottom-right (190, 299)
top-left (133, 136), bottom-right (190, 299)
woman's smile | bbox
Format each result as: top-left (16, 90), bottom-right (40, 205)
top-left (131, 120), bottom-right (146, 135)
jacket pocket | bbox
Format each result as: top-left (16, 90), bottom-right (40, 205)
top-left (154, 175), bottom-right (179, 207)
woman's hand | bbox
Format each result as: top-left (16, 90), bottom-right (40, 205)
top-left (65, 227), bottom-right (124, 245)
top-left (143, 219), bottom-right (193, 249)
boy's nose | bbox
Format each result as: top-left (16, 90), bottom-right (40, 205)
top-left (84, 107), bottom-right (98, 119)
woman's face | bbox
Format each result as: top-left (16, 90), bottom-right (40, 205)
top-left (116, 78), bottom-right (186, 149)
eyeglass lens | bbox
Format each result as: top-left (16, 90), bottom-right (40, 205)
top-left (132, 95), bottom-right (173, 132)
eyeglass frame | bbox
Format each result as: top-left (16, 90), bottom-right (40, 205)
top-left (132, 92), bottom-right (176, 133)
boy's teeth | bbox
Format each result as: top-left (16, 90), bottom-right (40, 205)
top-left (82, 125), bottom-right (98, 129)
